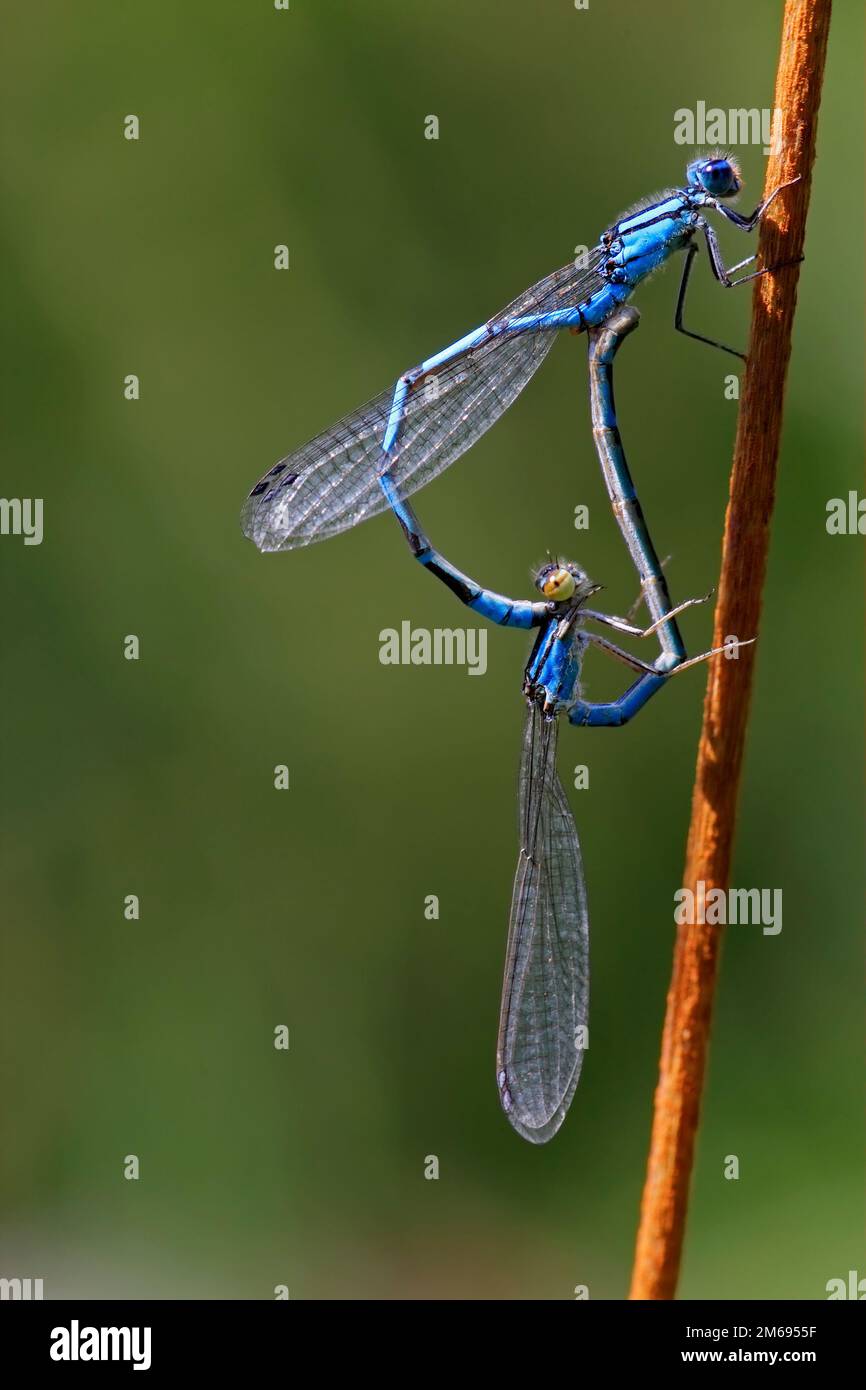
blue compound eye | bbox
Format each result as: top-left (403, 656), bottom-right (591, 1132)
top-left (689, 157), bottom-right (742, 199)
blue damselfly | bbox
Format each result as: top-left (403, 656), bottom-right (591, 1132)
top-left (243, 157), bottom-right (796, 554)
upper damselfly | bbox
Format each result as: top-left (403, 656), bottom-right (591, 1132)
top-left (242, 156), bottom-right (796, 555)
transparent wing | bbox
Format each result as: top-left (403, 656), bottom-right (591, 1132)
top-left (497, 704), bottom-right (589, 1144)
top-left (242, 251), bottom-right (607, 551)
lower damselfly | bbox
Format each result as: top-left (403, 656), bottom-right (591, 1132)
top-left (364, 310), bottom-right (749, 1140)
top-left (242, 292), bottom-right (753, 1140)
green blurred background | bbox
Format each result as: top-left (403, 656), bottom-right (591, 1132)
top-left (1, 1), bottom-right (862, 1299)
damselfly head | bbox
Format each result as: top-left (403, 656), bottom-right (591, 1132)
top-left (686, 154), bottom-right (742, 200)
top-left (535, 560), bottom-right (600, 605)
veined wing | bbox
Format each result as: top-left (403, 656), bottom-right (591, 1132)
top-left (242, 251), bottom-right (607, 551)
top-left (497, 703), bottom-right (589, 1144)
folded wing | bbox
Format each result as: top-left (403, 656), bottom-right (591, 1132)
top-left (497, 704), bottom-right (589, 1143)
top-left (242, 252), bottom-right (606, 551)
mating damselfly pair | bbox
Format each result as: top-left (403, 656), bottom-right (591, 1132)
top-left (242, 157), bottom-right (795, 1142)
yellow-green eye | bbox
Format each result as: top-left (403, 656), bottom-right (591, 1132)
top-left (541, 567), bottom-right (576, 601)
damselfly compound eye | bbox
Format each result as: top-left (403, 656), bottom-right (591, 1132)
top-left (687, 155), bottom-right (742, 199)
top-left (538, 566), bottom-right (577, 601)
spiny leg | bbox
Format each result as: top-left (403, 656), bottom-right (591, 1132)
top-left (676, 176), bottom-right (803, 359)
top-left (569, 633), bottom-right (755, 727)
top-left (673, 237), bottom-right (783, 359)
top-left (674, 242), bottom-right (746, 360)
top-left (582, 631), bottom-right (659, 675)
top-left (666, 635), bottom-right (755, 674)
top-left (700, 221), bottom-right (802, 293)
top-left (716, 176), bottom-right (800, 232)
top-left (581, 590), bottom-right (713, 642)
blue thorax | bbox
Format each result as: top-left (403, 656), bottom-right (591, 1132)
top-left (525, 610), bottom-right (587, 717)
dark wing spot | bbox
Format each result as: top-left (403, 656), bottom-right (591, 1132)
top-left (250, 471), bottom-right (298, 501)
